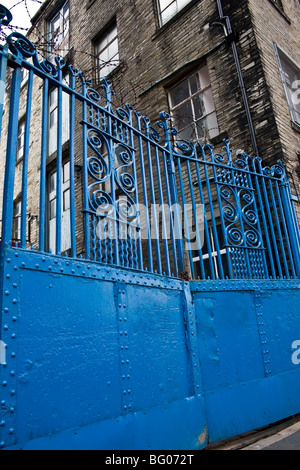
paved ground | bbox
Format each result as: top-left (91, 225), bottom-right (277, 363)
top-left (206, 414), bottom-right (300, 450)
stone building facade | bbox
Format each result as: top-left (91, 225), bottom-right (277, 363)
top-left (0, 0), bottom-right (299, 255)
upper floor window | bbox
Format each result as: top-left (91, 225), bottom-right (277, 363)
top-left (274, 45), bottom-right (300, 127)
top-left (158, 0), bottom-right (192, 26)
top-left (48, 1), bottom-right (69, 56)
top-left (168, 66), bottom-right (219, 143)
top-left (95, 23), bottom-right (119, 81)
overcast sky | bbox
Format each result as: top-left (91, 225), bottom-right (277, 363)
top-left (1, 0), bottom-right (45, 34)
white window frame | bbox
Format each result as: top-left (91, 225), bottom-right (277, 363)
top-left (274, 44), bottom-right (300, 128)
top-left (157, 0), bottom-right (192, 26)
top-left (95, 23), bottom-right (120, 81)
top-left (48, 1), bottom-right (69, 56)
top-left (13, 201), bottom-right (21, 243)
top-left (168, 65), bottom-right (219, 143)
top-left (48, 75), bottom-right (70, 157)
top-left (17, 120), bottom-right (25, 162)
top-left (47, 160), bottom-right (71, 254)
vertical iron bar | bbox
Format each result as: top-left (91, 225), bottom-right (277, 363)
top-left (154, 146), bottom-right (171, 276)
top-left (267, 178), bottom-right (288, 278)
top-left (69, 73), bottom-right (77, 257)
top-left (176, 156), bottom-right (194, 279)
top-left (0, 65), bottom-right (22, 249)
top-left (194, 155), bottom-right (213, 279)
top-left (55, 71), bottom-right (63, 255)
top-left (186, 159), bottom-right (205, 280)
top-left (81, 84), bottom-right (90, 259)
top-left (259, 166), bottom-right (282, 278)
top-left (279, 182), bottom-right (300, 278)
top-left (145, 137), bottom-right (161, 274)
top-left (252, 160), bottom-right (274, 278)
top-left (126, 112), bottom-right (143, 270)
top-left (134, 116), bottom-right (153, 272)
top-left (213, 164), bottom-right (233, 279)
top-left (20, 68), bottom-right (33, 249)
top-left (275, 180), bottom-right (295, 278)
top-left (39, 77), bottom-right (48, 252)
top-left (203, 160), bottom-right (223, 279)
top-left (161, 149), bottom-right (178, 277)
top-left (0, 44), bottom-right (9, 142)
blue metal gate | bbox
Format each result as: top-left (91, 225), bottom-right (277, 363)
top-left (0, 4), bottom-right (300, 450)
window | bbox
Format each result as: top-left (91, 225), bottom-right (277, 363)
top-left (48, 1), bottom-right (69, 56)
top-left (95, 23), bottom-right (119, 80)
top-left (48, 77), bottom-right (70, 156)
top-left (12, 201), bottom-right (21, 243)
top-left (47, 161), bottom-right (71, 253)
top-left (17, 121), bottom-right (25, 161)
top-left (168, 66), bottom-right (219, 142)
top-left (274, 46), bottom-right (300, 127)
top-left (158, 0), bottom-right (192, 26)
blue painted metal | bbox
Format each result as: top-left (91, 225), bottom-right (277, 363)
top-left (0, 6), bottom-right (300, 450)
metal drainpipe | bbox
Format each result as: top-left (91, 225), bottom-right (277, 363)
top-left (215, 0), bottom-right (259, 157)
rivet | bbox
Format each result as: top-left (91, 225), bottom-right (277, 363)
top-left (12, 283), bottom-right (17, 288)
top-left (11, 334), bottom-right (16, 339)
top-left (0, 420), bottom-right (5, 427)
top-left (4, 308), bottom-right (8, 313)
top-left (3, 324), bottom-right (8, 330)
top-left (8, 428), bottom-right (14, 434)
top-left (12, 316), bottom-right (17, 322)
top-left (0, 442), bottom-right (5, 448)
top-left (5, 291), bottom-right (9, 296)
top-left (11, 352), bottom-right (16, 358)
top-left (6, 274), bottom-right (10, 279)
top-left (2, 381), bottom-right (7, 387)
top-left (12, 299), bottom-right (17, 304)
top-left (10, 390), bottom-right (15, 396)
top-left (7, 258), bottom-right (11, 263)
top-left (10, 370), bottom-right (15, 376)
top-left (9, 407), bottom-right (15, 413)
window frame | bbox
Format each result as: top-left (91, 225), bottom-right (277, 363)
top-left (48, 1), bottom-right (70, 56)
top-left (95, 22), bottom-right (120, 81)
top-left (274, 44), bottom-right (300, 128)
top-left (17, 120), bottom-right (25, 162)
top-left (157, 0), bottom-right (193, 26)
top-left (168, 65), bottom-right (219, 143)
